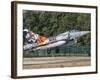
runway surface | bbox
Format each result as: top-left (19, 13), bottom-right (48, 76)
top-left (23, 56), bottom-right (91, 69)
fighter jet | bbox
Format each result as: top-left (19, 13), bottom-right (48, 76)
top-left (23, 30), bottom-right (90, 51)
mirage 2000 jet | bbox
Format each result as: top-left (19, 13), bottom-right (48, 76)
top-left (23, 29), bottom-right (90, 51)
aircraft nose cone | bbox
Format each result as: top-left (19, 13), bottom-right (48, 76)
top-left (80, 31), bottom-right (90, 36)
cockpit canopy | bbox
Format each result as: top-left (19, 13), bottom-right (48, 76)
top-left (69, 30), bottom-right (80, 32)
